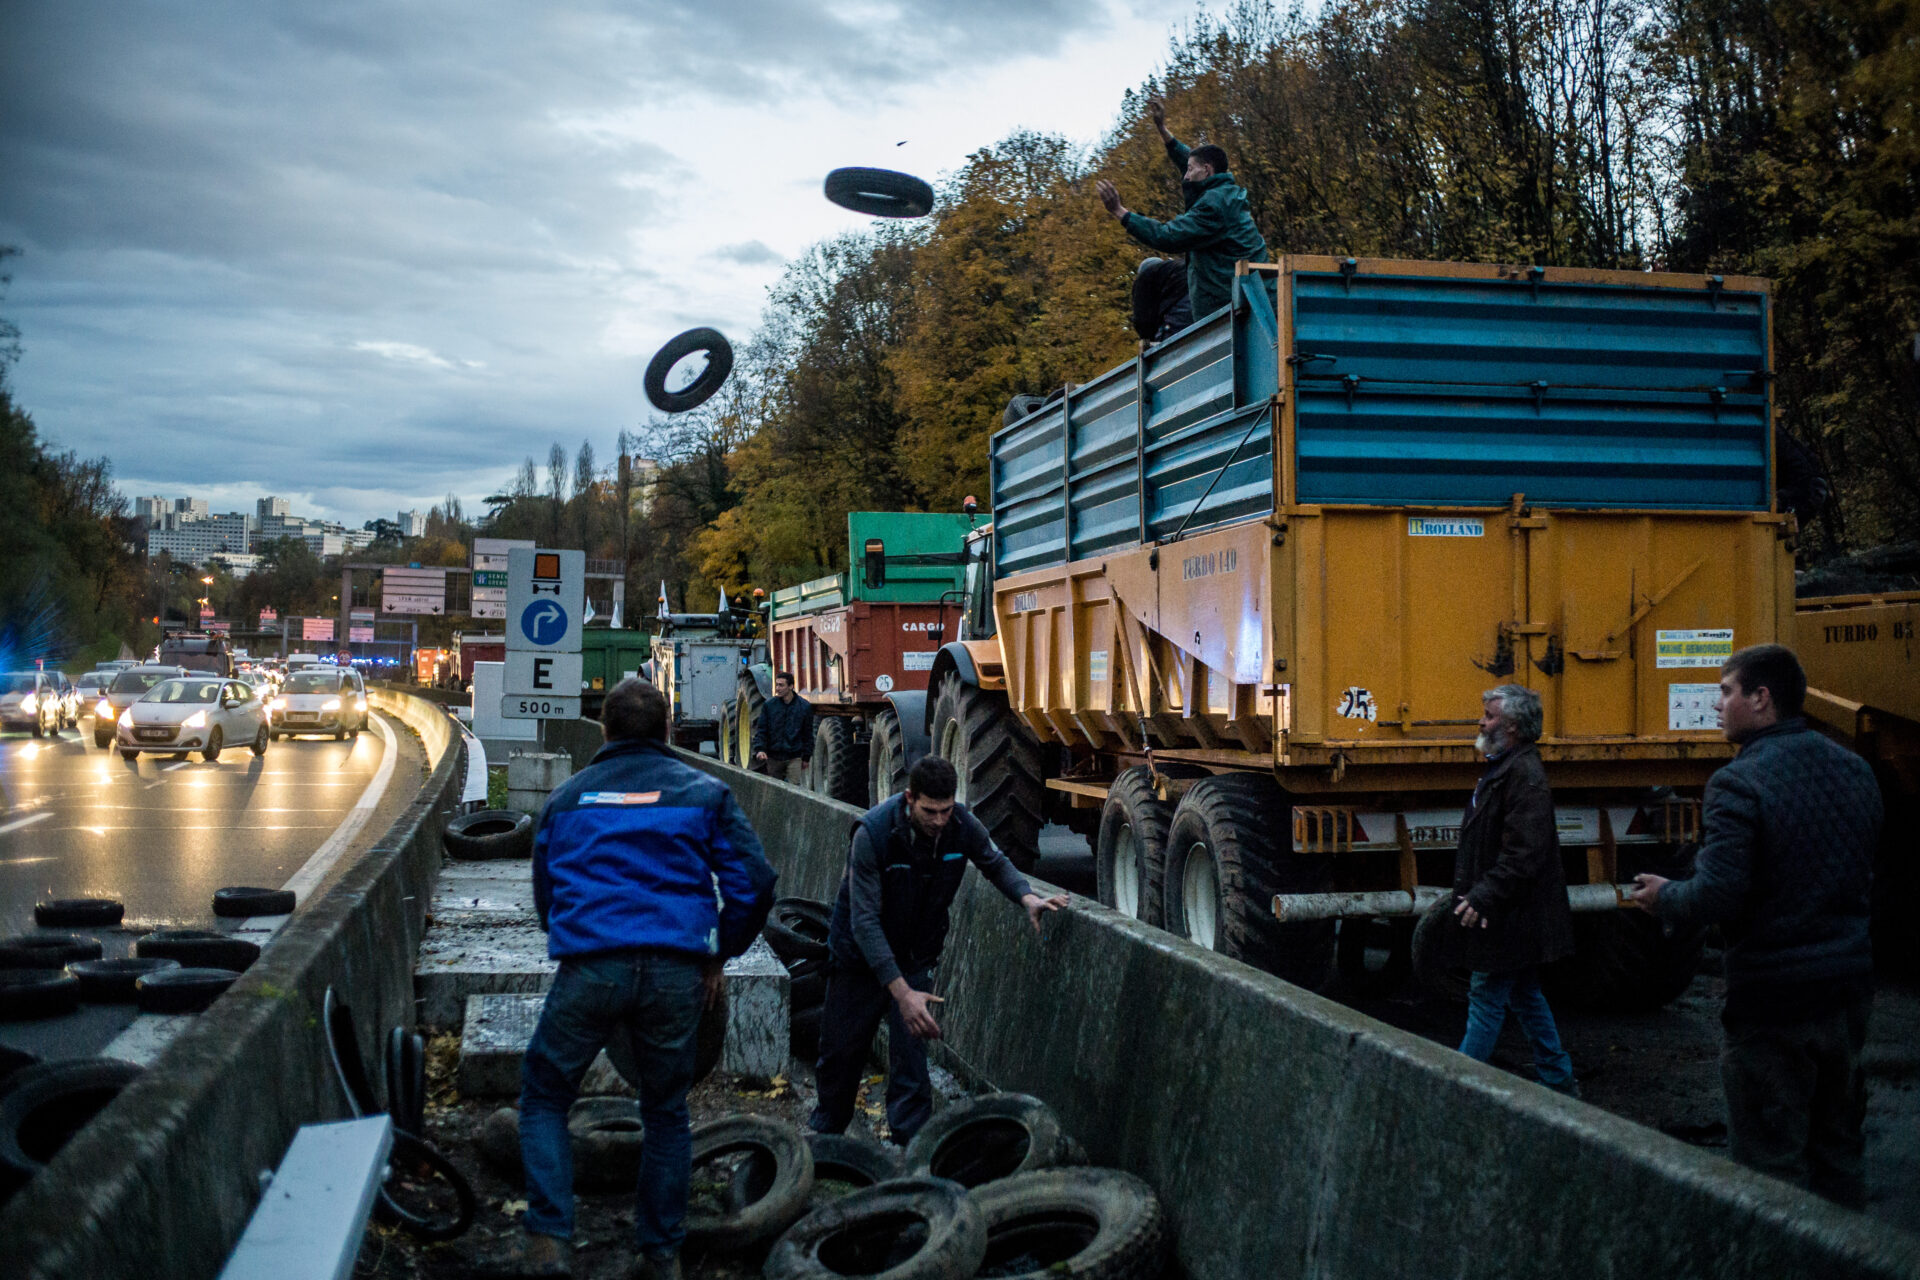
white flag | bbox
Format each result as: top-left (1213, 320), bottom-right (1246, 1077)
top-left (657, 580), bottom-right (669, 620)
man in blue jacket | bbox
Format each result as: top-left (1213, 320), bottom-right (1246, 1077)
top-left (1097, 98), bottom-right (1267, 329)
top-left (508, 677), bottom-right (776, 1279)
top-left (1629, 644), bottom-right (1881, 1207)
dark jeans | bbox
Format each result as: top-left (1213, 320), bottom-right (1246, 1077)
top-left (808, 962), bottom-right (933, 1145)
top-left (1458, 967), bottom-right (1577, 1093)
top-left (1723, 997), bottom-right (1871, 1208)
top-left (520, 950), bottom-right (704, 1256)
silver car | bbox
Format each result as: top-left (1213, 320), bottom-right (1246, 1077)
top-left (271, 666), bottom-right (369, 740)
top-left (117, 677), bottom-right (270, 762)
top-left (96, 665), bottom-right (189, 748)
top-left (0, 672), bottom-right (60, 737)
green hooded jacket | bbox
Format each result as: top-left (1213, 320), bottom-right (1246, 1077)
top-left (1121, 137), bottom-right (1267, 322)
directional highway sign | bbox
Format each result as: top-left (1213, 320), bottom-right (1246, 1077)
top-left (503, 548), bottom-right (585, 720)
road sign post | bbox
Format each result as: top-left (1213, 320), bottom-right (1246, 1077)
top-left (502, 548), bottom-right (585, 721)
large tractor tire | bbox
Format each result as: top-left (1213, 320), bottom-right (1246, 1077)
top-left (1095, 764), bottom-right (1203, 928)
top-left (930, 677), bottom-right (1044, 873)
top-left (736, 672), bottom-right (766, 769)
top-left (809, 717), bottom-right (868, 806)
top-left (1162, 773), bottom-right (1332, 989)
top-left (717, 699), bottom-right (737, 766)
top-left (868, 706), bottom-right (910, 803)
top-left (1542, 910), bottom-right (1705, 1013)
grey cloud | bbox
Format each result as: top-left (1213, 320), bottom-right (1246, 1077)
top-left (709, 240), bottom-right (784, 267)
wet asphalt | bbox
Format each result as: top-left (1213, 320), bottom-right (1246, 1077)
top-left (0, 711), bottom-right (423, 1058)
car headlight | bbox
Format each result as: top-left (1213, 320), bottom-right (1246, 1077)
top-left (118, 709), bottom-right (133, 727)
top-left (182, 710), bottom-right (207, 728)
top-left (322, 697), bottom-right (341, 711)
top-left (355, 699), bottom-right (367, 711)
top-left (96, 699), bottom-right (112, 718)
top-left (19, 694), bottom-right (36, 714)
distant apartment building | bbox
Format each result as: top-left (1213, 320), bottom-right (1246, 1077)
top-left (147, 512), bottom-right (255, 564)
top-left (621, 455), bottom-right (660, 517)
top-left (209, 552), bottom-right (263, 579)
top-left (257, 496), bottom-right (290, 518)
top-left (344, 527), bottom-right (374, 551)
top-left (399, 509), bottom-right (428, 538)
top-left (173, 497), bottom-right (209, 520)
top-left (131, 495), bottom-right (169, 527)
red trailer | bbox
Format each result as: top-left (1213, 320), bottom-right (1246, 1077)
top-left (455, 633), bottom-right (505, 690)
top-left (769, 600), bottom-right (953, 707)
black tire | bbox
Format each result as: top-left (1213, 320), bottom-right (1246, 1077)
top-left (869, 707), bottom-right (909, 802)
top-left (607, 982), bottom-right (727, 1091)
top-left (903, 1093), bottom-right (1080, 1189)
top-left (968, 1168), bottom-right (1169, 1280)
top-left (0, 935), bottom-right (104, 970)
top-left (811, 717), bottom-right (869, 806)
top-left (93, 730), bottom-right (110, 749)
top-left (822, 166), bottom-right (936, 219)
top-left (1002, 394), bottom-right (1046, 428)
top-left (806, 1131), bottom-right (902, 1196)
top-left (737, 672), bottom-right (767, 768)
top-left (134, 928), bottom-right (260, 973)
top-left (441, 809), bottom-right (534, 861)
top-left (787, 954), bottom-right (827, 1010)
top-left (325, 987), bottom-right (382, 1117)
top-left (334, 727), bottom-right (345, 741)
top-left (569, 1096), bottom-right (645, 1191)
top-left (202, 727), bottom-right (222, 763)
top-left (765, 1175), bottom-right (984, 1280)
top-left (212, 885), bottom-right (296, 917)
top-left (791, 1002), bottom-right (822, 1058)
top-left (686, 1114), bottom-right (814, 1252)
top-left (33, 898), bottom-right (124, 928)
top-left (119, 749), bottom-right (138, 761)
top-left (644, 327), bottom-right (735, 414)
top-left (930, 678), bottom-right (1044, 873)
top-left (0, 971), bottom-right (81, 1021)
top-left (1410, 895), bottom-right (1473, 1003)
top-left (1336, 916), bottom-right (1414, 998)
top-left (374, 1128), bottom-right (477, 1243)
top-left (251, 724), bottom-right (268, 756)
top-left (0, 1046), bottom-right (38, 1093)
top-left (1163, 774), bottom-right (1332, 989)
top-left (765, 898), bottom-right (832, 964)
top-left (384, 1027), bottom-right (427, 1135)
top-left (269, 730), bottom-right (280, 742)
top-left (718, 698), bottom-right (737, 766)
top-left (1093, 765), bottom-right (1203, 928)
top-left (1543, 910), bottom-right (1706, 1013)
top-left (135, 966), bottom-right (240, 1014)
top-left (0, 1059), bottom-right (142, 1194)
top-left (30, 711), bottom-right (42, 739)
top-left (67, 957), bottom-right (180, 1003)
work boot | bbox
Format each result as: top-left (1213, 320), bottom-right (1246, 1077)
top-left (477, 1231), bottom-right (571, 1278)
top-left (628, 1251), bottom-right (682, 1280)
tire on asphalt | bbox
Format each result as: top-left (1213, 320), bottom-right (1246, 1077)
top-left (811, 718), bottom-right (869, 806)
top-left (441, 809), bottom-right (534, 861)
top-left (135, 966), bottom-right (240, 1014)
top-left (251, 724), bottom-right (268, 756)
top-left (0, 935), bottom-right (104, 970)
top-left (929, 677), bottom-right (1045, 873)
top-left (94, 730), bottom-right (111, 749)
top-left (213, 886), bottom-right (297, 917)
top-left (33, 898), bottom-right (125, 928)
top-left (804, 1131), bottom-right (901, 1208)
top-left (718, 699), bottom-right (738, 767)
top-left (1162, 773), bottom-right (1332, 989)
top-left (1543, 909), bottom-right (1706, 1013)
top-left (822, 167), bottom-right (936, 219)
top-left (765, 898), bottom-right (833, 964)
top-left (119, 749), bottom-right (138, 761)
top-left (737, 672), bottom-right (767, 769)
top-left (686, 1114), bottom-right (814, 1252)
top-left (1336, 916), bottom-right (1414, 998)
top-left (1410, 895), bottom-right (1473, 1004)
top-left (967, 1167), bottom-right (1169, 1280)
top-left (1094, 765), bottom-right (1203, 929)
top-left (868, 706), bottom-right (909, 803)
top-left (644, 327), bottom-right (734, 414)
top-left (0, 971), bottom-right (82, 1021)
top-left (202, 727), bottom-right (222, 763)
top-left (903, 1093), bottom-right (1081, 1189)
top-left (134, 929), bottom-right (260, 973)
top-left (67, 957), bottom-right (181, 1003)
top-left (0, 1059), bottom-right (143, 1196)
top-left (765, 1174), bottom-right (984, 1280)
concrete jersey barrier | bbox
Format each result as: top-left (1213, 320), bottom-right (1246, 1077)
top-left (0, 690), bottom-right (466, 1280)
top-left (681, 749), bottom-right (1920, 1280)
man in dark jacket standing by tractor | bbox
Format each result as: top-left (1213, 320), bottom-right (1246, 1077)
top-left (1448, 682), bottom-right (1579, 1096)
top-left (809, 756), bottom-right (1068, 1145)
top-left (1096, 98), bottom-right (1267, 329)
top-left (506, 678), bottom-right (777, 1280)
top-left (1629, 644), bottom-right (1881, 1207)
top-left (753, 670), bottom-right (812, 784)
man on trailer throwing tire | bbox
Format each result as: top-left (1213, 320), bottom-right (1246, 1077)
top-left (810, 755), bottom-right (1067, 1145)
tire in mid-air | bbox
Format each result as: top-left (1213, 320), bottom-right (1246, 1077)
top-left (644, 327), bottom-right (734, 414)
top-left (823, 166), bottom-right (936, 219)
top-left (929, 677), bottom-right (1044, 873)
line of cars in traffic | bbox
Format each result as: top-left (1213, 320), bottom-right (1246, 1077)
top-left (1, 656), bottom-right (372, 761)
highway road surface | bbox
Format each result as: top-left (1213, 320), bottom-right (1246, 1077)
top-left (0, 710), bottom-right (425, 1058)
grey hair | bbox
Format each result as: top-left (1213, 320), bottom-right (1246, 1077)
top-left (1483, 684), bottom-right (1543, 744)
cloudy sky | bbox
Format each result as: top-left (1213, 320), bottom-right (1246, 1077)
top-left (0, 1), bottom-right (1190, 527)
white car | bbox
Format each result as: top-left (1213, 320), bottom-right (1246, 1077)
top-left (271, 667), bottom-right (369, 740)
top-left (0, 672), bottom-right (60, 737)
top-left (117, 677), bottom-right (269, 762)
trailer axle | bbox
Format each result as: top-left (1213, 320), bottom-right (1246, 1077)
top-left (1273, 883), bottom-right (1636, 922)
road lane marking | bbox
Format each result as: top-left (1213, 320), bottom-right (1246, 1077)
top-left (0, 812), bottom-right (53, 837)
top-left (280, 713), bottom-right (398, 905)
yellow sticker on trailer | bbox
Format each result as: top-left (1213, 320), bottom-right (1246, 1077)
top-left (1655, 629), bottom-right (1734, 668)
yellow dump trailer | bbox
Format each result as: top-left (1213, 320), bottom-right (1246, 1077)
top-left (926, 257), bottom-right (1793, 1006)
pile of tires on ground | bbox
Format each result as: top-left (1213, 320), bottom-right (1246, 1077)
top-left (697, 1092), bottom-right (1166, 1279)
top-left (761, 897), bottom-right (832, 1060)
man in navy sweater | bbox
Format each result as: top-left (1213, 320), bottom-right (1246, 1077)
top-left (507, 677), bottom-right (776, 1279)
